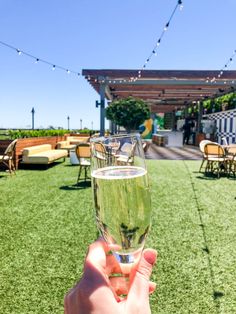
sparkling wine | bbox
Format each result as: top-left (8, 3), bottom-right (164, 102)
top-left (92, 165), bottom-right (151, 265)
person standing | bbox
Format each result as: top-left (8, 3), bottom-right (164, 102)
top-left (183, 120), bottom-right (193, 145)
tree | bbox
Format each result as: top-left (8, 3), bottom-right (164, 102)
top-left (105, 97), bottom-right (150, 133)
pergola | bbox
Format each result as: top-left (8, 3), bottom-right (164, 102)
top-left (82, 69), bottom-right (236, 134)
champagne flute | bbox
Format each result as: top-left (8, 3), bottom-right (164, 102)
top-left (90, 133), bottom-right (152, 274)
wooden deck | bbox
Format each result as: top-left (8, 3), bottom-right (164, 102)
top-left (146, 143), bottom-right (202, 160)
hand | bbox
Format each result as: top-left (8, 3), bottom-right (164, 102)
top-left (64, 238), bottom-right (157, 314)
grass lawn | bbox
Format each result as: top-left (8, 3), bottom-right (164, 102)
top-left (0, 159), bottom-right (236, 313)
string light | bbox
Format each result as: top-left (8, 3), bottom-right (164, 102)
top-left (105, 0), bottom-right (183, 85)
top-left (0, 0), bottom-right (183, 84)
top-left (179, 1), bottom-right (184, 10)
top-left (206, 49), bottom-right (236, 85)
top-left (137, 0), bottom-right (183, 79)
top-left (0, 40), bottom-right (81, 77)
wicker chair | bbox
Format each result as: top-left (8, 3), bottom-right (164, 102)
top-left (92, 142), bottom-right (109, 168)
top-left (199, 140), bottom-right (212, 172)
top-left (0, 139), bottom-right (18, 174)
top-left (226, 146), bottom-right (236, 177)
top-left (75, 143), bottom-right (91, 183)
top-left (204, 142), bottom-right (228, 177)
top-left (115, 142), bottom-right (136, 165)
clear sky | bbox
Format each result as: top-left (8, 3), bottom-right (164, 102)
top-left (0, 0), bottom-right (236, 130)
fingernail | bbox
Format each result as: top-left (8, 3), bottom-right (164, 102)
top-left (108, 244), bottom-right (121, 251)
top-left (149, 281), bottom-right (157, 294)
top-left (143, 249), bottom-right (157, 265)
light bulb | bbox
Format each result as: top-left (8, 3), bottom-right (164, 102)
top-left (164, 22), bottom-right (169, 31)
top-left (178, 0), bottom-right (184, 10)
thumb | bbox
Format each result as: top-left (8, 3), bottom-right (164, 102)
top-left (127, 249), bottom-right (157, 309)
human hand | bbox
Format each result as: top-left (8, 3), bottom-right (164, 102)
top-left (64, 238), bottom-right (157, 314)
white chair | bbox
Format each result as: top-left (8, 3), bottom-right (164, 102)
top-left (222, 137), bottom-right (228, 146)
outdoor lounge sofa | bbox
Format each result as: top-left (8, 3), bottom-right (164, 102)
top-left (66, 136), bottom-right (90, 144)
top-left (21, 144), bottom-right (67, 165)
top-left (56, 136), bottom-right (90, 151)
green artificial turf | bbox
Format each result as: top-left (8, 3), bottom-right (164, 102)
top-left (0, 159), bottom-right (235, 313)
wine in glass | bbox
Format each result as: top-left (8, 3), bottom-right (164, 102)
top-left (90, 134), bottom-right (151, 273)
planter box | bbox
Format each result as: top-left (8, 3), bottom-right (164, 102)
top-left (196, 133), bottom-right (215, 146)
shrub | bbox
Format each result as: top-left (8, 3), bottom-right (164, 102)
top-left (105, 97), bottom-right (150, 132)
top-left (8, 129), bottom-right (74, 139)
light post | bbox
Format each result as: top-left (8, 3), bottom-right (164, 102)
top-left (80, 119), bottom-right (82, 130)
top-left (67, 116), bottom-right (70, 130)
top-left (91, 121), bottom-right (93, 131)
top-left (31, 107), bottom-right (35, 130)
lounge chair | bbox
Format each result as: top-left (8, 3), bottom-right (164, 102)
top-left (0, 139), bottom-right (18, 174)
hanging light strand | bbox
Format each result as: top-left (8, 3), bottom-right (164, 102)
top-left (136, 0), bottom-right (183, 80)
top-left (0, 40), bottom-right (81, 76)
top-left (206, 49), bottom-right (236, 84)
top-left (106, 0), bottom-right (183, 84)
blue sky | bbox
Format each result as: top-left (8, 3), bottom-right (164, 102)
top-left (0, 0), bottom-right (236, 130)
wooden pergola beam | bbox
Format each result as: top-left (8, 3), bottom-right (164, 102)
top-left (82, 69), bottom-right (236, 133)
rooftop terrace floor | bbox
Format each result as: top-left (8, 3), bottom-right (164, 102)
top-left (146, 143), bottom-right (202, 160)
top-left (0, 158), bottom-right (235, 313)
